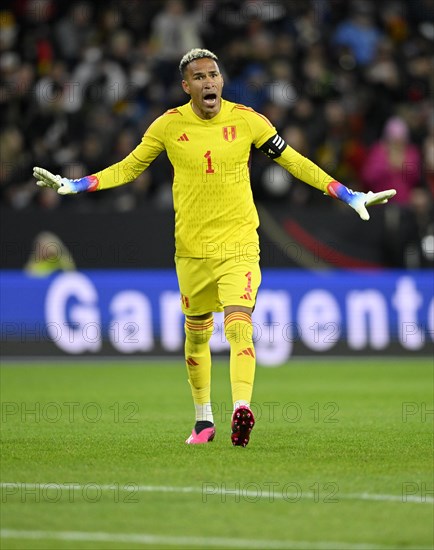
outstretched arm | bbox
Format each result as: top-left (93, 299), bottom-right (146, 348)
top-left (324, 180), bottom-right (396, 221)
top-left (33, 116), bottom-right (167, 194)
top-left (33, 146), bottom-right (155, 195)
top-left (258, 134), bottom-right (396, 220)
top-left (33, 168), bottom-right (99, 194)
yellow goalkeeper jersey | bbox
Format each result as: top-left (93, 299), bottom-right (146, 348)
top-left (93, 98), bottom-right (334, 258)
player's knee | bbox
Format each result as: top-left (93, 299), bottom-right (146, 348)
top-left (224, 312), bottom-right (253, 346)
top-left (185, 320), bottom-right (214, 346)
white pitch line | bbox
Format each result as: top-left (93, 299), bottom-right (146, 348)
top-left (1, 529), bottom-right (430, 550)
top-left (1, 482), bottom-right (433, 504)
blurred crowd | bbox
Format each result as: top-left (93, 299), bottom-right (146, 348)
top-left (1, 0), bottom-right (433, 265)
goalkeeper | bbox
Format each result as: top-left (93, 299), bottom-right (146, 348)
top-left (33, 48), bottom-right (396, 448)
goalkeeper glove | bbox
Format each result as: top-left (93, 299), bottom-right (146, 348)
top-left (33, 167), bottom-right (99, 194)
top-left (327, 181), bottom-right (396, 221)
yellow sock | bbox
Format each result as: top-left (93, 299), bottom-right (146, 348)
top-left (184, 317), bottom-right (214, 408)
top-left (224, 312), bottom-right (255, 404)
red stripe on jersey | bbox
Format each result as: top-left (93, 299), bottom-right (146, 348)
top-left (234, 105), bottom-right (253, 111)
top-left (234, 105), bottom-right (273, 127)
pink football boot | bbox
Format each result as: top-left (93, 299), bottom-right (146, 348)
top-left (231, 406), bottom-right (255, 447)
top-left (185, 425), bottom-right (215, 444)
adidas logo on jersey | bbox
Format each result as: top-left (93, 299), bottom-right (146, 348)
top-left (240, 292), bottom-right (252, 300)
top-left (177, 133), bottom-right (189, 141)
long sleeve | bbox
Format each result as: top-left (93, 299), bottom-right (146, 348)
top-left (91, 114), bottom-right (168, 190)
top-left (236, 106), bottom-right (335, 192)
top-left (274, 145), bottom-right (335, 193)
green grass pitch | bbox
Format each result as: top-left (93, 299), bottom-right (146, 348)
top-left (1, 358), bottom-right (433, 549)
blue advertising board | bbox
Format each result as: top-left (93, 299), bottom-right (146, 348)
top-left (1, 269), bottom-right (432, 364)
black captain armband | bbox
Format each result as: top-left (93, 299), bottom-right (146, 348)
top-left (258, 134), bottom-right (287, 159)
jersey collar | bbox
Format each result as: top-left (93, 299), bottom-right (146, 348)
top-left (188, 99), bottom-right (227, 123)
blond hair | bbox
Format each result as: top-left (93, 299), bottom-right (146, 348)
top-left (179, 48), bottom-right (218, 76)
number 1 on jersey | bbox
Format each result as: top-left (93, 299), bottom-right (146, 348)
top-left (204, 150), bottom-right (215, 174)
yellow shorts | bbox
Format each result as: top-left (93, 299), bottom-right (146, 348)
top-left (175, 255), bottom-right (261, 316)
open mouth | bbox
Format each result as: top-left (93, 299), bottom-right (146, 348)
top-left (203, 93), bottom-right (217, 107)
